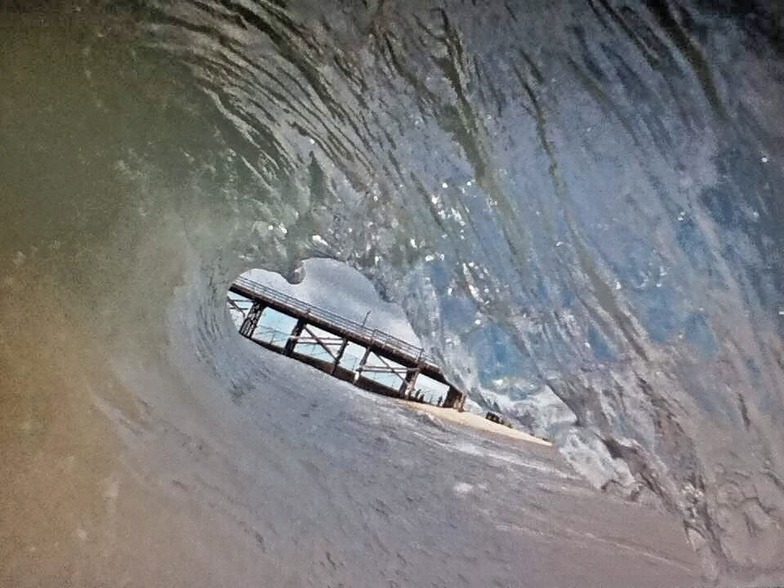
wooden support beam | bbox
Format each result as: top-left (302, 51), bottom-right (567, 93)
top-left (444, 386), bottom-right (466, 411)
top-left (284, 318), bottom-right (307, 356)
top-left (331, 338), bottom-right (349, 375)
top-left (226, 296), bottom-right (246, 315)
top-left (300, 325), bottom-right (344, 362)
top-left (239, 302), bottom-right (264, 338)
top-left (360, 365), bottom-right (407, 373)
top-left (353, 346), bottom-right (373, 383)
top-left (398, 368), bottom-right (420, 398)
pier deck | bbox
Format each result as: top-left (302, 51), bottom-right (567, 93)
top-left (228, 276), bottom-right (467, 410)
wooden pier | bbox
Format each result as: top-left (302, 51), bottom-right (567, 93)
top-left (228, 276), bottom-right (467, 410)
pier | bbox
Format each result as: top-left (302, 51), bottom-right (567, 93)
top-left (227, 276), bottom-right (467, 410)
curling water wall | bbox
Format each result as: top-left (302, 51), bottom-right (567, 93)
top-left (2, 2), bottom-right (784, 584)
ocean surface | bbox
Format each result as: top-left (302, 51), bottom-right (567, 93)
top-left (2, 1), bottom-right (784, 585)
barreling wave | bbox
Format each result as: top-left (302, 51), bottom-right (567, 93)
top-left (2, 1), bottom-right (784, 584)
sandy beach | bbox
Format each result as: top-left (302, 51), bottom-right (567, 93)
top-left (401, 401), bottom-right (555, 447)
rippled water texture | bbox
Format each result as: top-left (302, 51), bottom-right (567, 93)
top-left (2, 1), bottom-right (784, 585)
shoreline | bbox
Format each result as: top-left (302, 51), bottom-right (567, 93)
top-left (399, 401), bottom-right (554, 448)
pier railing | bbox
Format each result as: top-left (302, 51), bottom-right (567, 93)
top-left (231, 276), bottom-right (439, 370)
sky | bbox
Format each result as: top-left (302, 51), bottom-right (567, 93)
top-left (245, 258), bottom-right (421, 345)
